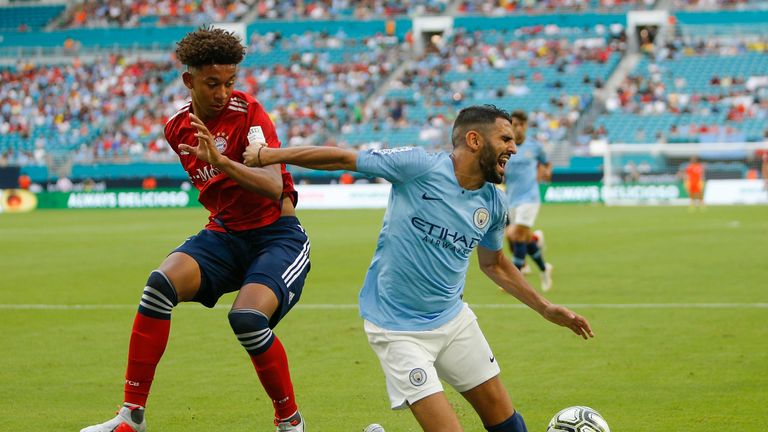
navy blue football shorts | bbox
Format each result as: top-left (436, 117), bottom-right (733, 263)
top-left (173, 216), bottom-right (310, 328)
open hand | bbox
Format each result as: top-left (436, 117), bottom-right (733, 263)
top-left (178, 113), bottom-right (228, 167)
top-left (542, 304), bottom-right (594, 340)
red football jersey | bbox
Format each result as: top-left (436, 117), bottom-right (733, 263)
top-left (164, 90), bottom-right (297, 232)
top-left (685, 162), bottom-right (704, 183)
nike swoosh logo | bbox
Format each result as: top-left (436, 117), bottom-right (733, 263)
top-left (421, 193), bottom-right (442, 201)
top-left (490, 356), bottom-right (495, 363)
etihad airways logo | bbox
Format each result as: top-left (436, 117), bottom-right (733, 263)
top-left (411, 216), bottom-right (481, 257)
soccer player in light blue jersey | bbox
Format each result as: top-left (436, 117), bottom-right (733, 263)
top-left (504, 110), bottom-right (554, 291)
top-left (244, 105), bottom-right (593, 432)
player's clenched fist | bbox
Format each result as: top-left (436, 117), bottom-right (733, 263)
top-left (243, 142), bottom-right (268, 167)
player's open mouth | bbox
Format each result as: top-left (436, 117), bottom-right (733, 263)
top-left (498, 155), bottom-right (509, 169)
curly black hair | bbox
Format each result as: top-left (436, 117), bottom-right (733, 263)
top-left (176, 27), bottom-right (245, 69)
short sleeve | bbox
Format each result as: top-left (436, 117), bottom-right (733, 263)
top-left (356, 146), bottom-right (434, 183)
top-left (479, 191), bottom-right (507, 251)
top-left (247, 103), bottom-right (281, 149)
top-left (537, 143), bottom-right (549, 165)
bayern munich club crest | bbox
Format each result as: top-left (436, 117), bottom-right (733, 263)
top-left (214, 132), bottom-right (228, 153)
top-left (473, 207), bottom-right (490, 229)
top-left (409, 368), bottom-right (427, 386)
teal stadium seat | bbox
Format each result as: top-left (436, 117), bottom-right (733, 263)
top-left (0, 5), bottom-right (64, 31)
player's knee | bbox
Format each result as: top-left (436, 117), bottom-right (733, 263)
top-left (228, 309), bottom-right (275, 356)
top-left (485, 411), bottom-right (527, 432)
top-left (138, 270), bottom-right (179, 320)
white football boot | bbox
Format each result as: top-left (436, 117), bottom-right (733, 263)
top-left (275, 411), bottom-right (305, 432)
top-left (80, 403), bottom-right (146, 432)
top-left (541, 263), bottom-right (554, 292)
top-left (520, 263), bottom-right (532, 275)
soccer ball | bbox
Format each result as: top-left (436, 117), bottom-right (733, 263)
top-left (362, 424), bottom-right (385, 432)
top-left (546, 406), bottom-right (610, 432)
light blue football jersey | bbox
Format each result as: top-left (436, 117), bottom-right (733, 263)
top-left (355, 147), bottom-right (507, 331)
top-left (504, 140), bottom-right (548, 206)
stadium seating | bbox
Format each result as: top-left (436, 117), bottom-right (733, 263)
top-left (58, 0), bottom-right (253, 28)
top-left (0, 58), bottom-right (178, 166)
top-left (1, 4), bottom-right (767, 182)
top-left (595, 30), bottom-right (768, 144)
top-left (457, 0), bottom-right (656, 14)
top-left (0, 4), bottom-right (64, 31)
top-left (351, 21), bottom-right (625, 151)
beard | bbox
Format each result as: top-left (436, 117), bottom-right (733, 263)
top-left (479, 143), bottom-right (503, 184)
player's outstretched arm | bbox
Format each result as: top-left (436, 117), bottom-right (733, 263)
top-left (477, 247), bottom-right (594, 340)
top-left (181, 113), bottom-right (282, 199)
top-left (244, 144), bottom-right (358, 172)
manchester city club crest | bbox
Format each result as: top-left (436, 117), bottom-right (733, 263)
top-left (409, 368), bottom-right (427, 386)
top-left (473, 207), bottom-right (490, 229)
top-left (214, 132), bottom-right (228, 153)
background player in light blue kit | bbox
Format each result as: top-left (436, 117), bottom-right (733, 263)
top-left (504, 110), bottom-right (554, 291)
top-left (244, 105), bottom-right (593, 432)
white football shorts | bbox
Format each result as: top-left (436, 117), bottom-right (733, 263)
top-left (364, 303), bottom-right (501, 410)
top-left (507, 202), bottom-right (540, 228)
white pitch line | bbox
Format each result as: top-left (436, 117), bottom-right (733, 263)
top-left (0, 303), bottom-right (766, 310)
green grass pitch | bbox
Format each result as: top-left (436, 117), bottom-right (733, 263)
top-left (1, 205), bottom-right (766, 431)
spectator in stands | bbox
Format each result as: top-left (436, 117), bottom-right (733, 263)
top-left (0, 56), bottom-right (176, 165)
top-left (60, 0), bottom-right (255, 28)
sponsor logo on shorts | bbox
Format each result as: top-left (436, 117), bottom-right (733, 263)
top-left (409, 368), bottom-right (427, 386)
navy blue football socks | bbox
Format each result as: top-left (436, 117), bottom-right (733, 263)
top-left (526, 241), bottom-right (546, 272)
top-left (486, 411), bottom-right (528, 432)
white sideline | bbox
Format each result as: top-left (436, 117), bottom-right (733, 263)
top-left (0, 303), bottom-right (766, 310)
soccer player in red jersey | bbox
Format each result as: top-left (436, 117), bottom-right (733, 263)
top-left (682, 155), bottom-right (705, 211)
top-left (81, 27), bottom-right (309, 432)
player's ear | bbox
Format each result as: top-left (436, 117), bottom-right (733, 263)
top-left (182, 71), bottom-right (194, 89)
top-left (465, 130), bottom-right (481, 151)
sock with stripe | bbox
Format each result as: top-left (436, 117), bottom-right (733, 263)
top-left (229, 308), bottom-right (298, 420)
top-left (512, 242), bottom-right (527, 270)
top-left (124, 270), bottom-right (178, 407)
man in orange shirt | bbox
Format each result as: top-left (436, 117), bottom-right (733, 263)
top-left (682, 156), bottom-right (705, 210)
